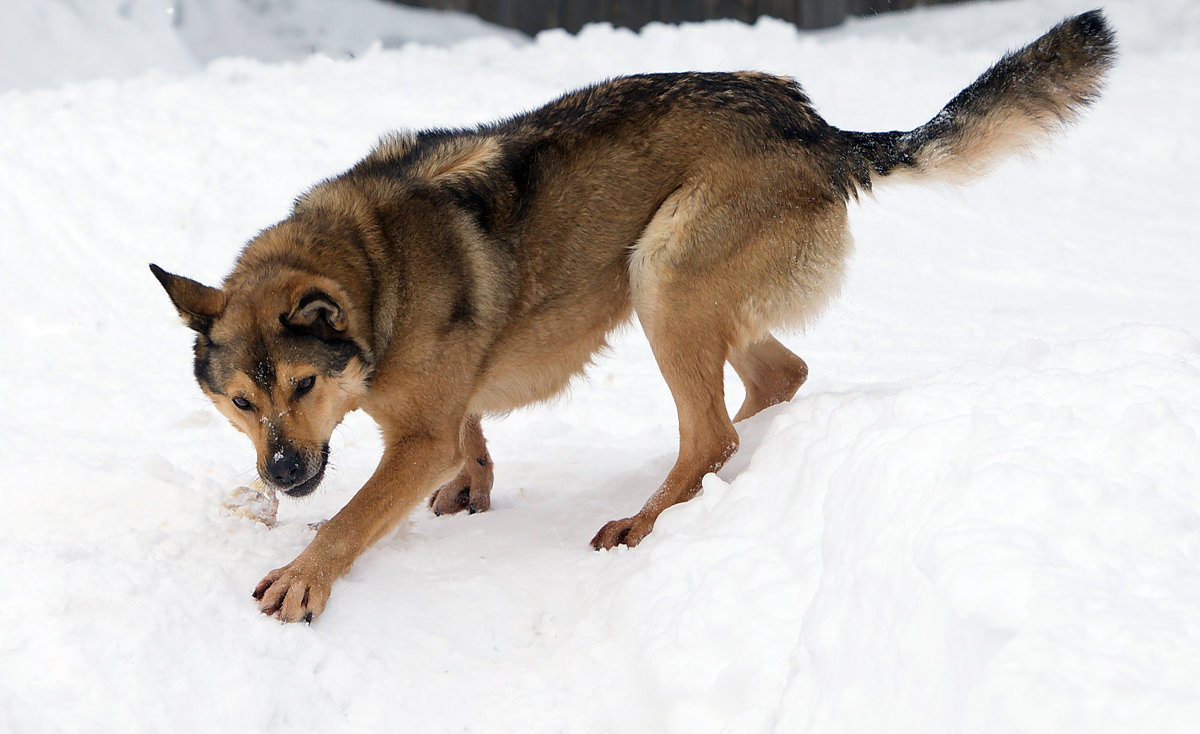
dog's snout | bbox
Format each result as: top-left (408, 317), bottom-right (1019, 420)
top-left (266, 448), bottom-right (304, 487)
top-left (261, 442), bottom-right (329, 497)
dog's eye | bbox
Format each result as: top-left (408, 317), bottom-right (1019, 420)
top-left (295, 375), bottom-right (316, 398)
top-left (232, 396), bottom-right (254, 411)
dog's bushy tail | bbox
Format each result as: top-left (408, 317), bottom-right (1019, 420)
top-left (842, 10), bottom-right (1116, 190)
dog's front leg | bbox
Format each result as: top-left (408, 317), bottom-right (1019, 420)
top-left (253, 432), bottom-right (458, 623)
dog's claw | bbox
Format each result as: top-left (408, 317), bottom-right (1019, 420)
top-left (251, 571), bottom-right (278, 601)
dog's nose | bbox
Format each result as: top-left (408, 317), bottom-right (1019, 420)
top-left (266, 448), bottom-right (304, 487)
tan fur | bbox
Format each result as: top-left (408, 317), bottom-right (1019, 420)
top-left (411, 136), bottom-right (504, 181)
top-left (909, 109), bottom-right (1054, 184)
top-left (150, 12), bottom-right (1114, 623)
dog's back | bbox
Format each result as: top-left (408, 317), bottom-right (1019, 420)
top-left (331, 10), bottom-right (1115, 357)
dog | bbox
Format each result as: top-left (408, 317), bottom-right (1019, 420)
top-left (151, 11), bottom-right (1114, 622)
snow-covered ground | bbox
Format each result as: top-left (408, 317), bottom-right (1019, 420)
top-left (0, 0), bottom-right (524, 93)
top-left (3, 0), bottom-right (1199, 732)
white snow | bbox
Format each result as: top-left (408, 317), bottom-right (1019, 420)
top-left (0, 0), bottom-right (524, 93)
top-left (3, 0), bottom-right (1199, 732)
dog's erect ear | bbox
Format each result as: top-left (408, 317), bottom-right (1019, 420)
top-left (149, 264), bottom-right (226, 333)
top-left (284, 289), bottom-right (348, 340)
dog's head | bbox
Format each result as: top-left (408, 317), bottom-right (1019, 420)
top-left (150, 262), bottom-right (372, 496)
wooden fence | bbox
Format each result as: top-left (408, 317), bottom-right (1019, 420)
top-left (389, 0), bottom-right (974, 32)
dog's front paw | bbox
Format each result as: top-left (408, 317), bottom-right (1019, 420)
top-left (591, 515), bottom-right (655, 550)
top-left (252, 559), bottom-right (332, 623)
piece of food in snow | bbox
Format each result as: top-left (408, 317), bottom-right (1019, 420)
top-left (221, 478), bottom-right (279, 527)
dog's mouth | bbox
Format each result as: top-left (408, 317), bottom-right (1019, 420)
top-left (282, 462), bottom-right (326, 497)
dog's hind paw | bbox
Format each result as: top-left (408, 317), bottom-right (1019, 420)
top-left (591, 515), bottom-right (654, 550)
top-left (429, 462), bottom-right (493, 516)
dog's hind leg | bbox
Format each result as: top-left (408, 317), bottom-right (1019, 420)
top-left (590, 172), bottom-right (837, 549)
top-left (591, 317), bottom-right (739, 550)
top-left (429, 414), bottom-right (494, 515)
top-left (728, 335), bottom-right (808, 423)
